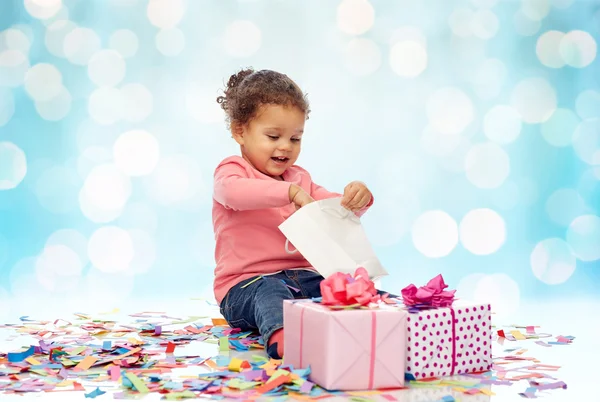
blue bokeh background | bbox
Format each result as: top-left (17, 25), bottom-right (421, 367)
top-left (0, 0), bottom-right (599, 319)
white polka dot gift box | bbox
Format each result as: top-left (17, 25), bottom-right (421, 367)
top-left (283, 268), bottom-right (409, 391)
top-left (400, 275), bottom-right (493, 380)
top-left (403, 385), bottom-right (491, 402)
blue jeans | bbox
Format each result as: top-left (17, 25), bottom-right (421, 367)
top-left (219, 269), bottom-right (394, 356)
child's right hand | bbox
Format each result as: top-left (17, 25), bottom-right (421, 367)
top-left (289, 184), bottom-right (315, 209)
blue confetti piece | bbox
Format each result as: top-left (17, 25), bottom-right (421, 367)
top-left (84, 387), bottom-right (106, 398)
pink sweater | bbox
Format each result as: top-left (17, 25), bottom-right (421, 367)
top-left (212, 156), bottom-right (373, 304)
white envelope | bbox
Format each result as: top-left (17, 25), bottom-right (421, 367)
top-left (278, 197), bottom-right (388, 280)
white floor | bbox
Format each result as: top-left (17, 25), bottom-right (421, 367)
top-left (0, 296), bottom-right (595, 401)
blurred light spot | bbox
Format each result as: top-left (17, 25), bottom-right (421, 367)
top-left (343, 38), bottom-right (381, 76)
top-left (81, 164), bottom-right (131, 214)
top-left (85, 268), bottom-right (134, 303)
top-left (546, 188), bottom-right (588, 227)
top-left (46, 229), bottom-right (88, 267)
top-left (531, 238), bottom-right (576, 285)
top-left (363, 188), bottom-right (421, 247)
top-left (420, 125), bottom-right (462, 156)
top-left (186, 83), bottom-right (224, 123)
top-left (110, 0), bottom-right (139, 5)
top-left (490, 180), bottom-right (520, 210)
top-left (459, 208), bottom-right (506, 255)
top-left (34, 86), bottom-right (71, 121)
top-left (128, 229), bottom-right (156, 274)
top-left (0, 50), bottom-right (29, 87)
top-left (439, 136), bottom-right (471, 173)
top-left (457, 273), bottom-right (487, 301)
top-left (88, 50), bottom-right (126, 87)
top-left (76, 146), bottom-right (112, 179)
top-left (0, 28), bottom-right (31, 53)
top-left (0, 142), bottom-right (27, 190)
top-left (88, 226), bottom-right (134, 273)
top-left (566, 214), bottom-right (600, 261)
top-left (390, 26), bottom-right (426, 47)
top-left (109, 29), bottom-right (139, 58)
top-left (76, 120), bottom-right (120, 152)
top-left (470, 58), bottom-right (506, 99)
top-left (113, 130), bottom-right (160, 176)
top-left (190, 223), bottom-right (217, 266)
top-left (448, 8), bottom-right (473, 37)
top-left (572, 118), bottom-right (600, 165)
top-left (521, 0), bottom-right (550, 21)
top-left (559, 30), bottom-right (597, 68)
top-left (41, 4), bottom-right (69, 27)
top-left (120, 83), bottom-right (153, 122)
top-left (465, 142), bottom-right (510, 189)
top-left (510, 77), bottom-right (556, 123)
top-left (36, 244), bottom-right (82, 283)
top-left (117, 202), bottom-right (158, 234)
top-left (156, 28), bottom-right (185, 57)
top-left (336, 0), bottom-right (375, 35)
top-left (470, 9), bottom-right (499, 39)
top-left (34, 165), bottom-right (80, 214)
top-left (389, 40), bottom-right (427, 78)
top-left (513, 10), bottom-right (541, 36)
top-left (0, 88), bottom-right (15, 127)
top-left (79, 189), bottom-right (124, 223)
top-left (88, 87), bottom-right (123, 125)
top-left (45, 19), bottom-right (76, 58)
top-left (24, 0), bottom-right (62, 20)
top-left (9, 256), bottom-right (37, 297)
top-left (484, 105), bottom-right (522, 144)
top-left (143, 155), bottom-right (203, 205)
top-left (223, 20), bottom-right (261, 58)
top-left (411, 210), bottom-right (458, 258)
top-left (575, 90), bottom-right (600, 120)
top-left (147, 0), bottom-right (184, 29)
top-left (473, 273), bottom-right (520, 317)
top-left (63, 27), bottom-right (101, 65)
top-left (24, 63), bottom-right (62, 101)
top-left (427, 87), bottom-right (474, 135)
top-left (536, 30), bottom-right (565, 68)
top-left (540, 108), bottom-right (579, 147)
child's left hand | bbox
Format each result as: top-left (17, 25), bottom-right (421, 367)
top-left (341, 181), bottom-right (372, 211)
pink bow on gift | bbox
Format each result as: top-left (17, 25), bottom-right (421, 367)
top-left (320, 267), bottom-right (378, 306)
top-left (401, 274), bottom-right (456, 307)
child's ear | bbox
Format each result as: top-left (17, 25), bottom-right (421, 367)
top-left (230, 122), bottom-right (245, 145)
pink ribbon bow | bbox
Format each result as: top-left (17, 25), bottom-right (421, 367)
top-left (320, 267), bottom-right (378, 306)
top-left (401, 274), bottom-right (455, 307)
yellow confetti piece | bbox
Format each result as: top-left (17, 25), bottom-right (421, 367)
top-left (479, 388), bottom-right (496, 396)
top-left (267, 369), bottom-right (290, 383)
top-left (100, 308), bottom-right (120, 315)
top-left (68, 346), bottom-right (86, 356)
top-left (228, 357), bottom-right (245, 372)
top-left (25, 357), bottom-right (42, 366)
top-left (124, 372), bottom-right (149, 393)
top-left (74, 355), bottom-right (98, 371)
top-left (511, 330), bottom-right (526, 340)
top-left (516, 348), bottom-right (528, 355)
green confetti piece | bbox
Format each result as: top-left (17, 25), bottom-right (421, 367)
top-left (124, 372), bottom-right (149, 393)
top-left (165, 390), bottom-right (197, 400)
top-left (219, 337), bottom-right (230, 352)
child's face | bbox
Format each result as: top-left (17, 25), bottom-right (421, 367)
top-left (234, 104), bottom-right (305, 178)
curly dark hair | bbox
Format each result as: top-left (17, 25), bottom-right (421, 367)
top-left (216, 68), bottom-right (310, 127)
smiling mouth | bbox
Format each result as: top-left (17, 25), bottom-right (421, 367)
top-left (271, 157), bottom-right (289, 163)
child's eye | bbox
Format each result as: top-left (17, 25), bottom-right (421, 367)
top-left (291, 138), bottom-right (301, 142)
top-left (267, 135), bottom-right (278, 140)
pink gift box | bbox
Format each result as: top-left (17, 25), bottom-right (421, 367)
top-left (283, 300), bottom-right (408, 391)
top-left (404, 300), bottom-right (492, 380)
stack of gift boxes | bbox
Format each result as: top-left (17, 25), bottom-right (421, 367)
top-left (283, 271), bottom-right (493, 392)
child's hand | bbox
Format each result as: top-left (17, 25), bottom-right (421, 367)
top-left (341, 181), bottom-right (372, 211)
top-left (289, 184), bottom-right (315, 209)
